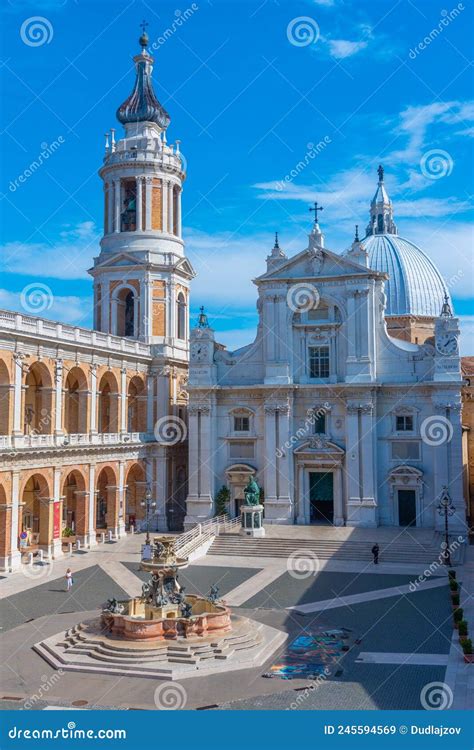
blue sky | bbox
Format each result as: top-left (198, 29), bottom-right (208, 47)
top-left (1, 0), bottom-right (473, 352)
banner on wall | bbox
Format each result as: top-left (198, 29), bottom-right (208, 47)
top-left (53, 502), bottom-right (61, 539)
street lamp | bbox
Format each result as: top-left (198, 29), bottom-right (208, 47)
top-left (437, 486), bottom-right (455, 566)
top-left (140, 488), bottom-right (156, 545)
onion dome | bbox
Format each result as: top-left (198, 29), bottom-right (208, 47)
top-left (117, 29), bottom-right (170, 130)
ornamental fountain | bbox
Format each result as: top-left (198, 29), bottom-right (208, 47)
top-left (34, 532), bottom-right (286, 680)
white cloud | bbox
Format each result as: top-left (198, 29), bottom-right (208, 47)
top-left (185, 228), bottom-right (267, 308)
top-left (0, 221), bottom-right (99, 280)
top-left (0, 288), bottom-right (92, 326)
top-left (327, 39), bottom-right (368, 59)
top-left (459, 316), bottom-right (474, 356)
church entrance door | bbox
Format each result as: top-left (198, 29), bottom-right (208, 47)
top-left (398, 490), bottom-right (416, 527)
top-left (309, 472), bottom-right (334, 524)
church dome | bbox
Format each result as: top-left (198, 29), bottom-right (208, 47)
top-left (363, 233), bottom-right (450, 317)
top-left (361, 166), bottom-right (450, 318)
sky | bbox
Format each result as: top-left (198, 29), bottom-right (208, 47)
top-left (1, 0), bottom-right (473, 353)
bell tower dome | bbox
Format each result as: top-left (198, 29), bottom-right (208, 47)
top-left (89, 26), bottom-right (195, 361)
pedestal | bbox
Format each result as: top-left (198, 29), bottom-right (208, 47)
top-left (240, 504), bottom-right (265, 538)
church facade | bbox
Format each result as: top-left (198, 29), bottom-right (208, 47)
top-left (0, 30), bottom-right (193, 571)
top-left (185, 171), bottom-right (467, 534)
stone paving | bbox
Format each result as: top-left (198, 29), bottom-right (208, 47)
top-left (0, 532), bottom-right (471, 711)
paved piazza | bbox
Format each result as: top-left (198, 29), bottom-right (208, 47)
top-left (0, 531), bottom-right (472, 712)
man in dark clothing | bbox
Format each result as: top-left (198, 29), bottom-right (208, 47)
top-left (371, 543), bottom-right (379, 564)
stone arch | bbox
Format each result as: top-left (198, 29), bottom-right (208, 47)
top-left (98, 372), bottom-right (120, 433)
top-left (20, 471), bottom-right (52, 549)
top-left (96, 465), bottom-right (118, 531)
top-left (64, 366), bottom-right (89, 434)
top-left (127, 376), bottom-right (146, 432)
top-left (62, 469), bottom-right (87, 539)
top-left (225, 464), bottom-right (257, 518)
top-left (125, 462), bottom-right (147, 527)
top-left (0, 359), bottom-right (12, 435)
top-left (112, 284), bottom-right (138, 338)
top-left (24, 361), bottom-right (53, 435)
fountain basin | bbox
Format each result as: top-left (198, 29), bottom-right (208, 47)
top-left (100, 595), bottom-right (231, 641)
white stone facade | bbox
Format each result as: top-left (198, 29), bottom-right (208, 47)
top-left (185, 221), bottom-right (466, 533)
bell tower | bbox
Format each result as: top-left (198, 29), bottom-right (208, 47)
top-left (89, 26), bottom-right (195, 362)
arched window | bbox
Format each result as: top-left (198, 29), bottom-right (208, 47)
top-left (177, 292), bottom-right (186, 340)
top-left (115, 287), bottom-right (136, 338)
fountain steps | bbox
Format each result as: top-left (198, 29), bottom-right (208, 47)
top-left (34, 616), bottom-right (288, 680)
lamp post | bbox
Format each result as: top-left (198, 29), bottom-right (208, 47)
top-left (141, 488), bottom-right (156, 545)
top-left (437, 486), bottom-right (455, 566)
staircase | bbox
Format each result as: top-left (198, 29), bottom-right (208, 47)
top-left (208, 532), bottom-right (462, 565)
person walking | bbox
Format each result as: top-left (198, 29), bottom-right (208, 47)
top-left (371, 543), bottom-right (380, 565)
top-left (66, 567), bottom-right (73, 592)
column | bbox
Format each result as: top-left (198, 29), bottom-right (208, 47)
top-left (74, 491), bottom-right (89, 546)
top-left (12, 353), bottom-right (23, 437)
top-left (145, 177), bottom-right (152, 231)
top-left (346, 293), bottom-right (357, 361)
top-left (162, 179), bottom-right (168, 231)
top-left (141, 278), bottom-right (152, 341)
top-left (146, 372), bottom-right (155, 435)
top-left (89, 365), bottom-right (98, 434)
top-left (107, 182), bottom-right (114, 234)
top-left (0, 502), bottom-right (12, 572)
top-left (136, 177), bottom-right (143, 231)
top-left (276, 405), bottom-right (292, 518)
top-left (346, 404), bottom-right (361, 504)
top-left (263, 404), bottom-right (277, 501)
top-left (333, 466), bottom-right (344, 526)
top-left (54, 359), bottom-right (63, 438)
top-left (9, 471), bottom-right (21, 570)
top-left (88, 465), bottom-right (97, 548)
top-left (360, 403), bottom-right (376, 503)
top-left (113, 179), bottom-right (121, 233)
top-left (120, 367), bottom-right (127, 434)
top-left (168, 182), bottom-right (173, 233)
top-left (296, 464), bottom-right (306, 524)
top-left (176, 188), bottom-right (182, 237)
top-left (184, 404), bottom-right (213, 527)
top-left (117, 461), bottom-right (126, 537)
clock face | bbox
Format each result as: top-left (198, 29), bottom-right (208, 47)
top-left (436, 333), bottom-right (458, 356)
top-left (191, 343), bottom-right (208, 362)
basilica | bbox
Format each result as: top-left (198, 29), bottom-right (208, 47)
top-left (0, 31), bottom-right (470, 572)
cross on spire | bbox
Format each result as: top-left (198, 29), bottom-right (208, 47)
top-left (309, 201), bottom-right (324, 224)
top-left (140, 19), bottom-right (149, 34)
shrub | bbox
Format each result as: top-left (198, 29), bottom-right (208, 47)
top-left (451, 593), bottom-right (460, 606)
top-left (461, 638), bottom-right (472, 654)
top-left (449, 579), bottom-right (459, 591)
top-left (453, 607), bottom-right (463, 623)
top-left (62, 527), bottom-right (74, 538)
top-left (458, 620), bottom-right (468, 637)
top-left (214, 486), bottom-right (230, 517)
top-left (448, 569), bottom-right (456, 579)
